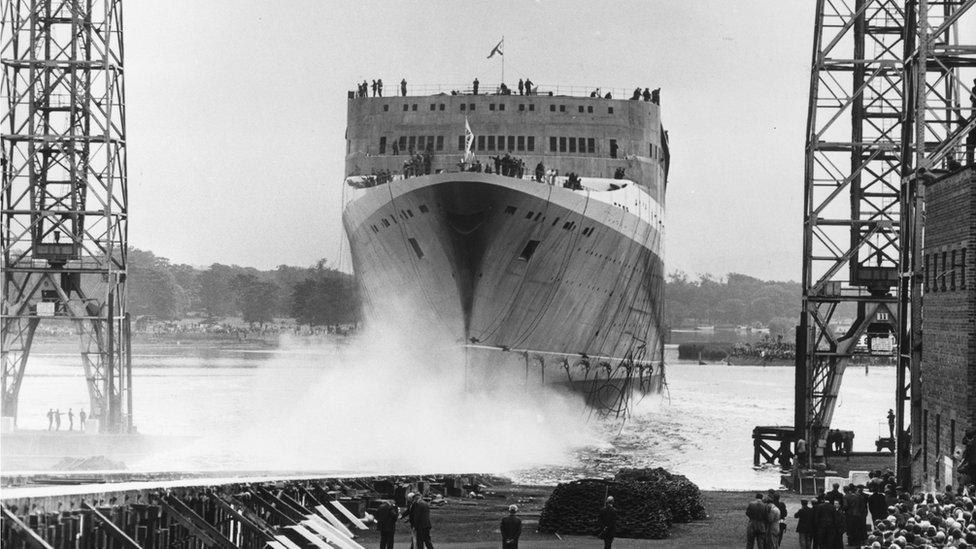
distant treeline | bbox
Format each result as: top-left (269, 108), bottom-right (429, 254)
top-left (126, 248), bottom-right (805, 332)
top-left (126, 248), bottom-right (359, 326)
top-left (665, 272), bottom-right (800, 336)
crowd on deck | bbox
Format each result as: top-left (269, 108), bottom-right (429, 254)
top-left (352, 77), bottom-right (665, 103)
top-left (731, 337), bottom-right (797, 361)
top-left (745, 457), bottom-right (976, 548)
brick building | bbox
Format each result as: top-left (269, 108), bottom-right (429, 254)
top-left (915, 166), bottom-right (976, 487)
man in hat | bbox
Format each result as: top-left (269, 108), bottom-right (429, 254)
top-left (500, 504), bottom-right (521, 549)
top-left (794, 499), bottom-right (813, 549)
top-left (374, 500), bottom-right (397, 549)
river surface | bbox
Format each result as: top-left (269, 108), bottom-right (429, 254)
top-left (12, 341), bottom-right (894, 490)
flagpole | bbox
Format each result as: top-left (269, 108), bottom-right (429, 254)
top-left (501, 36), bottom-right (505, 85)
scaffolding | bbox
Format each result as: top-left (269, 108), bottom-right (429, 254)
top-left (792, 0), bottom-right (975, 485)
top-left (1, 0), bottom-right (132, 432)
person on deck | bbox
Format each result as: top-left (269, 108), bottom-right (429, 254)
top-left (54, 408), bottom-right (62, 430)
top-left (794, 499), bottom-right (813, 549)
top-left (642, 87), bottom-right (652, 101)
top-left (377, 79), bottom-right (383, 97)
top-left (473, 78), bottom-right (479, 95)
top-left (401, 79), bottom-right (407, 97)
top-left (517, 79), bottom-right (524, 96)
top-left (746, 493), bottom-right (769, 549)
top-left (47, 408), bottom-right (55, 430)
top-left (68, 408), bottom-right (74, 431)
top-left (79, 409), bottom-right (87, 431)
top-left (374, 500), bottom-right (397, 549)
top-left (411, 493), bottom-right (433, 549)
top-left (500, 505), bottom-right (521, 549)
top-left (598, 496), bottom-right (617, 549)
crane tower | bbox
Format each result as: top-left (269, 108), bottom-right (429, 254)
top-left (1, 0), bottom-right (132, 433)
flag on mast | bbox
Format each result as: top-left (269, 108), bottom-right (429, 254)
top-left (487, 38), bottom-right (504, 59)
top-left (464, 117), bottom-right (475, 162)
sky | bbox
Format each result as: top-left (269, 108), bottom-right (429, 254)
top-left (125, 1), bottom-right (813, 281)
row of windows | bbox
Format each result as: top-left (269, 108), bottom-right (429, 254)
top-left (502, 204), bottom-right (593, 236)
top-left (382, 102), bottom-right (616, 115)
top-left (377, 135), bottom-right (663, 160)
top-left (369, 204), bottom-right (431, 233)
top-left (924, 248), bottom-right (967, 292)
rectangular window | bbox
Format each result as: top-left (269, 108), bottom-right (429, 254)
top-left (504, 205), bottom-right (517, 215)
top-left (578, 105), bottom-right (584, 113)
top-left (587, 106), bottom-right (593, 113)
top-left (408, 238), bottom-right (424, 259)
top-left (518, 240), bottom-right (540, 261)
top-left (487, 135), bottom-right (495, 150)
top-left (403, 104), bottom-right (409, 111)
top-left (399, 136), bottom-right (407, 150)
top-left (517, 136), bottom-right (525, 151)
top-left (497, 136), bottom-right (504, 150)
top-left (417, 136), bottom-right (426, 151)
top-left (381, 219), bottom-right (390, 227)
top-left (436, 136), bottom-right (444, 151)
top-left (383, 104), bottom-right (389, 112)
top-left (499, 103), bottom-right (505, 111)
top-left (478, 135), bottom-right (485, 151)
top-left (411, 104), bottom-right (417, 111)
top-left (549, 136), bottom-right (557, 152)
top-left (551, 217), bottom-right (560, 227)
top-left (527, 136), bottom-right (535, 151)
top-left (525, 211), bottom-right (534, 219)
top-left (458, 136), bottom-right (465, 151)
top-left (559, 105), bottom-right (566, 112)
top-left (408, 136), bottom-right (416, 151)
top-left (507, 136), bottom-right (515, 150)
top-left (430, 104), bottom-right (436, 111)
top-left (559, 137), bottom-right (567, 152)
top-left (519, 104), bottom-right (525, 111)
top-left (610, 139), bottom-right (618, 158)
top-left (569, 138), bottom-right (576, 153)
top-left (439, 104), bottom-right (445, 111)
top-left (578, 137), bottom-right (586, 152)
top-left (608, 107), bottom-right (614, 114)
top-left (461, 103), bottom-right (466, 111)
top-left (379, 136), bottom-right (387, 154)
top-left (587, 138), bottom-right (595, 153)
top-left (529, 104), bottom-right (535, 111)
top-left (951, 250), bottom-right (957, 291)
top-left (469, 103), bottom-right (475, 111)
top-left (961, 249), bottom-right (967, 289)
top-left (550, 104), bottom-right (556, 112)
top-left (939, 252), bottom-right (949, 292)
top-left (924, 254), bottom-right (930, 292)
top-left (489, 103), bottom-right (496, 111)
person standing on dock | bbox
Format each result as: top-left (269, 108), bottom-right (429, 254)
top-left (46, 408), bottom-right (54, 430)
top-left (54, 408), bottom-right (62, 431)
top-left (79, 409), bottom-right (87, 431)
top-left (500, 504), bottom-right (521, 549)
top-left (793, 499), bottom-right (813, 549)
top-left (598, 496), bottom-right (617, 549)
top-left (887, 409), bottom-right (895, 439)
top-left (473, 78), bottom-right (479, 95)
top-left (745, 493), bottom-right (769, 549)
top-left (67, 408), bottom-right (74, 431)
top-left (401, 79), bottom-right (407, 97)
top-left (795, 438), bottom-right (807, 468)
top-left (411, 493), bottom-right (433, 549)
top-left (400, 492), bottom-right (416, 549)
top-left (374, 499), bottom-right (397, 549)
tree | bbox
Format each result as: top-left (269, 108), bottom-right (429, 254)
top-left (198, 264), bottom-right (237, 317)
top-left (232, 274), bottom-right (278, 326)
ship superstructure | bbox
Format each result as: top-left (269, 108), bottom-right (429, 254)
top-left (341, 84), bottom-right (670, 408)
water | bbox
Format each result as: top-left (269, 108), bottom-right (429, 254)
top-left (12, 341), bottom-right (894, 490)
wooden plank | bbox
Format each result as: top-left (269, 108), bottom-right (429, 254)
top-left (273, 534), bottom-right (304, 549)
top-left (286, 525), bottom-right (333, 549)
top-left (313, 505), bottom-right (354, 537)
top-left (0, 505), bottom-right (55, 549)
top-left (265, 541), bottom-right (288, 549)
top-left (300, 520), bottom-right (363, 549)
top-left (80, 504), bottom-right (141, 549)
top-left (160, 496), bottom-right (237, 549)
top-left (328, 501), bottom-right (368, 530)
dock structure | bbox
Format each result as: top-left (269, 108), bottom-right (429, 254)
top-left (0, 474), bottom-right (489, 548)
top-left (754, 0), bottom-right (976, 489)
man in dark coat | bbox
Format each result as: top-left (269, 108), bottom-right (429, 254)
top-left (825, 483), bottom-right (843, 505)
top-left (500, 505), bottom-right (521, 549)
top-left (867, 487), bottom-right (887, 526)
top-left (598, 496), bottom-right (617, 549)
top-left (794, 499), bottom-right (813, 549)
top-left (844, 486), bottom-right (868, 546)
top-left (411, 494), bottom-right (433, 549)
top-left (374, 500), bottom-right (397, 549)
top-left (746, 493), bottom-right (769, 549)
top-left (812, 496), bottom-right (838, 549)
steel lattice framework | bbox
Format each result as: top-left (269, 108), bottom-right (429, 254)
top-left (1, 0), bottom-right (132, 432)
top-left (800, 0), bottom-right (975, 483)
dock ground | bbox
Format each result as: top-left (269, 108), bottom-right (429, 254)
top-left (354, 486), bottom-right (801, 548)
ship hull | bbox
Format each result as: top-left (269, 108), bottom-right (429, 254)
top-left (343, 173), bottom-right (665, 395)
